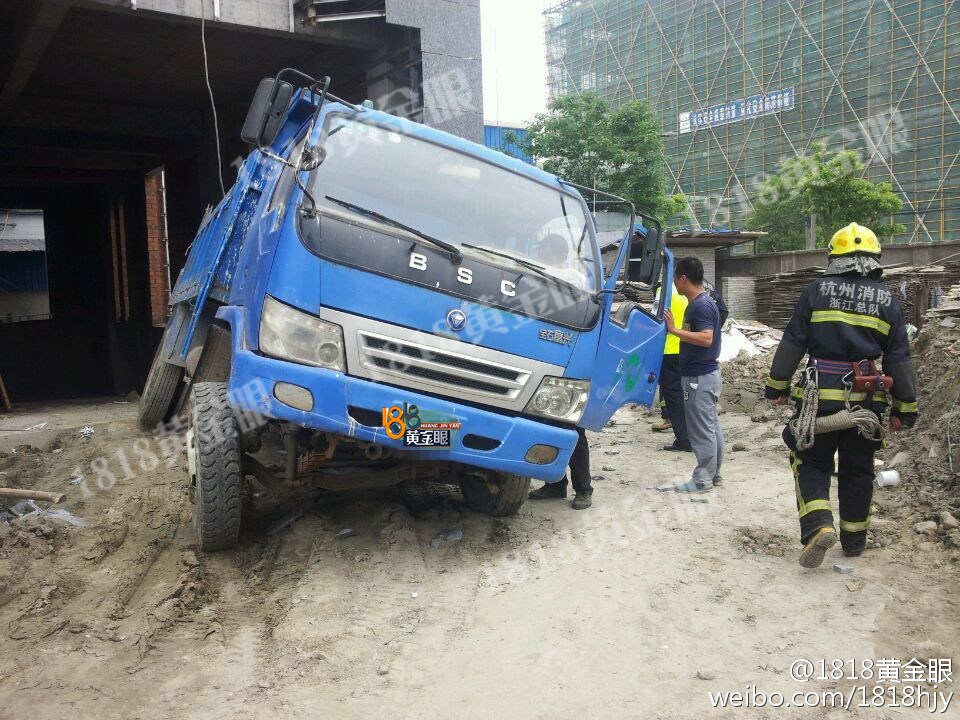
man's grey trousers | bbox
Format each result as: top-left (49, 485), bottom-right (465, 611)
top-left (682, 370), bottom-right (724, 487)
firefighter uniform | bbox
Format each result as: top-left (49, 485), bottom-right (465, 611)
top-left (764, 223), bottom-right (918, 567)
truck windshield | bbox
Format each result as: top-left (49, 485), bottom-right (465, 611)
top-left (309, 115), bottom-right (598, 292)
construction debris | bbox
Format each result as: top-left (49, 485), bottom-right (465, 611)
top-left (734, 322), bottom-right (783, 351)
top-left (0, 498), bottom-right (42, 522)
top-left (718, 320), bottom-right (793, 418)
top-left (718, 320), bottom-right (783, 363)
top-left (928, 283), bottom-right (960, 317)
top-left (718, 327), bottom-right (760, 362)
top-left (0, 498), bottom-right (86, 526)
top-left (756, 262), bottom-right (960, 329)
top-left (0, 487), bottom-right (65, 503)
top-left (882, 286), bottom-right (960, 532)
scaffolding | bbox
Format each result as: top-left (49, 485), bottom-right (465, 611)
top-left (545, 0), bottom-right (960, 243)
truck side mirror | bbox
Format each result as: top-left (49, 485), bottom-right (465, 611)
top-left (241, 77), bottom-right (294, 147)
top-left (627, 226), bottom-right (664, 288)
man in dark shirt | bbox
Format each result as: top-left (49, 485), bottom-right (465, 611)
top-left (664, 257), bottom-right (724, 493)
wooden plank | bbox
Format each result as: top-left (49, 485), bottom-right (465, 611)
top-left (0, 372), bottom-right (11, 412)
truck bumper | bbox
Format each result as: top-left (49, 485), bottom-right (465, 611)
top-left (219, 308), bottom-right (577, 482)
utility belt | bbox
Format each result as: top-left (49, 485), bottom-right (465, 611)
top-left (808, 358), bottom-right (894, 394)
top-left (790, 358), bottom-right (887, 451)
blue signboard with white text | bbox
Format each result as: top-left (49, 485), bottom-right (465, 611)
top-left (679, 87), bottom-right (795, 134)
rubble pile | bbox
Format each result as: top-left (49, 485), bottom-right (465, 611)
top-left (884, 285), bottom-right (960, 514)
top-left (719, 320), bottom-right (792, 421)
top-left (728, 321), bottom-right (783, 353)
top-left (887, 263), bottom-right (960, 327)
top-left (721, 349), bottom-right (774, 414)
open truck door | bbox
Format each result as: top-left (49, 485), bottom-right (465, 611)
top-left (579, 211), bottom-right (670, 431)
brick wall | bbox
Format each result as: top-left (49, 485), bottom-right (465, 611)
top-left (671, 246), bottom-right (716, 285)
top-left (144, 170), bottom-right (170, 328)
top-left (721, 276), bottom-right (757, 320)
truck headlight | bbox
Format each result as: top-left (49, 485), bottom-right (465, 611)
top-left (259, 296), bottom-right (345, 371)
top-left (524, 377), bottom-right (590, 423)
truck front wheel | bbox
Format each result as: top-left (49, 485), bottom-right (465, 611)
top-left (459, 471), bottom-right (530, 517)
top-left (188, 382), bottom-right (242, 552)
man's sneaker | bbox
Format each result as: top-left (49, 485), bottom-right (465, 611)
top-left (712, 475), bottom-right (723, 487)
top-left (662, 442), bottom-right (693, 452)
top-left (674, 480), bottom-right (712, 493)
top-left (652, 419), bottom-right (673, 432)
top-left (529, 482), bottom-right (567, 500)
top-left (571, 491), bottom-right (592, 510)
top-left (799, 527), bottom-right (838, 568)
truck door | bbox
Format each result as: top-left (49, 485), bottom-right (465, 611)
top-left (580, 224), bottom-right (670, 431)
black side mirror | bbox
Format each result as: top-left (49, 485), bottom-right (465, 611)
top-left (241, 77), bottom-right (294, 147)
top-left (627, 225), bottom-right (664, 288)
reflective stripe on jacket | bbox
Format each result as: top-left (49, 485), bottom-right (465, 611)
top-left (764, 272), bottom-right (918, 425)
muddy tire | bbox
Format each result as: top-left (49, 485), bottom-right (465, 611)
top-left (398, 479), bottom-right (443, 514)
top-left (138, 348), bottom-right (183, 431)
top-left (189, 382), bottom-right (242, 552)
top-left (459, 471), bottom-right (530, 516)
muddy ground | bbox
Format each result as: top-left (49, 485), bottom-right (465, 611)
top-left (0, 398), bottom-right (957, 719)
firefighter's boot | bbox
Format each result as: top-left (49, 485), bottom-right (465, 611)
top-left (799, 527), bottom-right (838, 569)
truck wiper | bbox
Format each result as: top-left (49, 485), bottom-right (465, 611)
top-left (324, 195), bottom-right (462, 263)
top-left (460, 243), bottom-right (578, 292)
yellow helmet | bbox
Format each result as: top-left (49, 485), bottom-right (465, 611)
top-left (828, 222), bottom-right (881, 257)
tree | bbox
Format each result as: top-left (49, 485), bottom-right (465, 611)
top-left (511, 94), bottom-right (686, 221)
top-left (749, 144), bottom-right (905, 253)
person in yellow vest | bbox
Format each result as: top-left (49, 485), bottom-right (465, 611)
top-left (657, 283), bottom-right (692, 451)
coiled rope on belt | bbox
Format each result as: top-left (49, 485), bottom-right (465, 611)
top-left (788, 366), bottom-right (883, 451)
top-left (789, 368), bottom-right (820, 451)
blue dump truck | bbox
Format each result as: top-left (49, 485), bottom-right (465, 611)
top-left (139, 70), bottom-right (672, 551)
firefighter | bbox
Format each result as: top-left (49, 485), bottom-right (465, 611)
top-left (764, 223), bottom-right (918, 568)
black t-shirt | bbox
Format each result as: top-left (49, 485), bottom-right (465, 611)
top-left (679, 292), bottom-right (722, 376)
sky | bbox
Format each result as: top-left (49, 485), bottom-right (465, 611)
top-left (480, 0), bottom-right (552, 127)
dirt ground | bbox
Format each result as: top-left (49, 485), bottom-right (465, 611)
top-left (0, 397), bottom-right (958, 719)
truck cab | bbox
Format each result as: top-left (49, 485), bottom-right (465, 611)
top-left (139, 72), bottom-right (672, 550)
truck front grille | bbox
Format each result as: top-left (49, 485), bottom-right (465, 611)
top-left (356, 331), bottom-right (531, 399)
